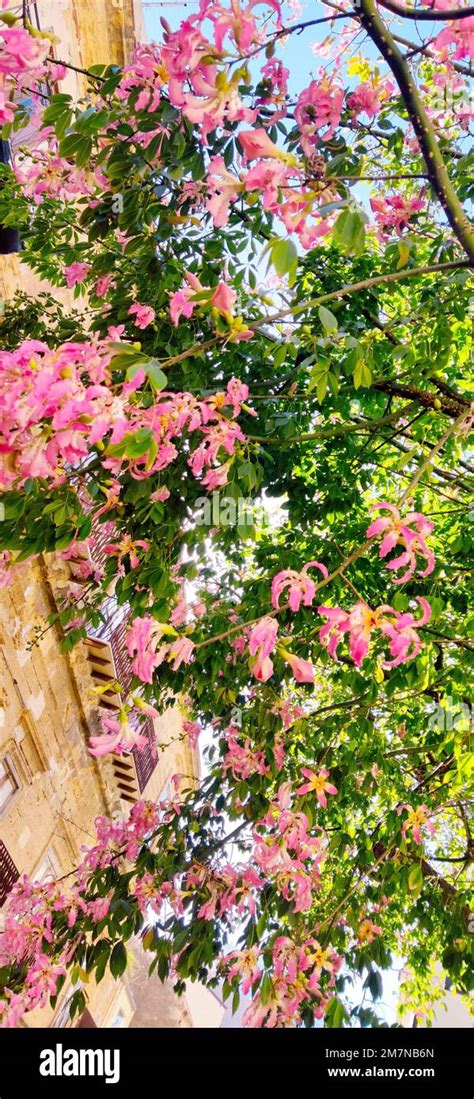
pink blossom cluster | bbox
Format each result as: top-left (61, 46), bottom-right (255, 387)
top-left (317, 596), bottom-right (432, 669)
top-left (205, 128), bottom-right (340, 247)
top-left (433, 16), bottom-right (474, 61)
top-left (370, 193), bottom-right (426, 239)
top-left (126, 614), bottom-right (195, 685)
top-left (0, 25), bottom-right (50, 78)
top-left (252, 783), bottom-right (326, 913)
top-left (160, 18), bottom-right (256, 142)
top-left (0, 24), bottom-right (65, 125)
top-left (186, 861), bottom-right (264, 920)
top-left (0, 337), bottom-right (249, 493)
top-left (346, 77), bottom-right (395, 120)
top-left (222, 728), bottom-right (269, 780)
top-left (117, 43), bottom-right (169, 113)
top-left (295, 76), bottom-right (345, 151)
top-left (14, 140), bottom-right (97, 204)
top-left (237, 934), bottom-right (342, 1027)
top-left (0, 800), bottom-right (166, 1026)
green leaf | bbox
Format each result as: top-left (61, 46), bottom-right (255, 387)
top-left (408, 863), bottom-right (423, 895)
top-left (318, 306), bottom-right (339, 334)
top-left (271, 238), bottom-right (298, 285)
top-left (325, 997), bottom-right (348, 1027)
top-left (146, 360), bottom-right (168, 392)
top-left (333, 207), bottom-right (367, 256)
top-left (110, 941), bottom-right (127, 979)
top-left (353, 359), bottom-right (373, 389)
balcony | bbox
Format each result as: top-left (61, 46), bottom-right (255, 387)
top-left (60, 522), bottom-right (159, 803)
top-left (84, 616), bottom-right (159, 802)
top-left (0, 841), bottom-right (20, 907)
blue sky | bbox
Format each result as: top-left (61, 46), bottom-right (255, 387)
top-left (143, 1), bottom-right (367, 92)
top-left (142, 1), bottom-right (440, 93)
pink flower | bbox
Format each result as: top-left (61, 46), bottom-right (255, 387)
top-left (0, 26), bottom-right (50, 76)
top-left (223, 947), bottom-right (260, 996)
top-left (295, 78), bottom-right (344, 152)
top-left (358, 918), bottom-right (382, 944)
top-left (248, 617), bottom-right (279, 657)
top-left (150, 486), bottom-right (170, 503)
top-left (169, 272), bottom-right (203, 326)
top-left (400, 804), bottom-right (436, 846)
top-left (367, 501), bottom-right (435, 583)
top-left (210, 282), bottom-right (236, 314)
top-left (225, 377), bottom-right (250, 415)
top-left (318, 598), bottom-right (431, 669)
top-left (0, 81), bottom-right (15, 124)
top-left (433, 17), bottom-right (474, 62)
top-left (244, 159), bottom-right (292, 207)
top-left (170, 599), bottom-right (189, 627)
top-left (281, 650), bottom-right (315, 684)
top-left (222, 732), bottom-right (268, 780)
top-left (169, 636), bottom-right (195, 670)
top-left (271, 560), bottom-right (328, 612)
top-left (201, 460), bottom-right (232, 490)
top-left (131, 873), bottom-right (163, 915)
top-left (206, 0), bottom-right (281, 54)
top-left (238, 127), bottom-right (291, 161)
top-left (370, 194), bottom-right (425, 238)
top-left (183, 719), bottom-right (201, 748)
top-left (104, 535), bottom-right (149, 569)
top-left (64, 261), bottom-right (91, 288)
top-left (205, 155), bottom-right (243, 227)
top-left (128, 303), bottom-right (156, 329)
top-left (171, 63), bottom-right (256, 141)
top-left (380, 597), bottom-right (432, 668)
top-left (94, 274), bottom-right (114, 298)
top-left (25, 954), bottom-right (67, 1001)
top-left (347, 78), bottom-right (394, 120)
top-left (297, 767), bottom-right (338, 808)
top-left (248, 616), bottom-right (279, 682)
top-left (88, 714), bottom-right (147, 757)
top-left (126, 615), bottom-right (168, 683)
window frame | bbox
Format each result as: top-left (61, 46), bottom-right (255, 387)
top-left (0, 752), bottom-right (20, 815)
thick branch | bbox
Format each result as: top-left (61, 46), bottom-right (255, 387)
top-left (358, 0), bottom-right (474, 263)
top-left (255, 260), bottom-right (471, 328)
top-left (375, 0), bottom-right (474, 19)
top-left (372, 378), bottom-right (469, 418)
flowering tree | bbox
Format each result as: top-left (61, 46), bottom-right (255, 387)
top-left (0, 0), bottom-right (473, 1028)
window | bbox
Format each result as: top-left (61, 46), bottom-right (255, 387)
top-left (0, 755), bottom-right (19, 812)
top-left (110, 1008), bottom-right (126, 1029)
top-left (34, 848), bottom-right (61, 884)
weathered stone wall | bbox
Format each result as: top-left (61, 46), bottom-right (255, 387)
top-left (0, 0), bottom-right (146, 302)
top-left (0, 558), bottom-right (136, 1026)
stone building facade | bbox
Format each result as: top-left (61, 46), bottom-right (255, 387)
top-left (0, 553), bottom-right (197, 1028)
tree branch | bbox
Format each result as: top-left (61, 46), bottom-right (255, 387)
top-left (253, 260), bottom-right (472, 330)
top-left (358, 0), bottom-right (474, 263)
top-left (372, 378), bottom-right (469, 418)
top-left (392, 30), bottom-right (472, 74)
top-left (375, 0), bottom-right (474, 19)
